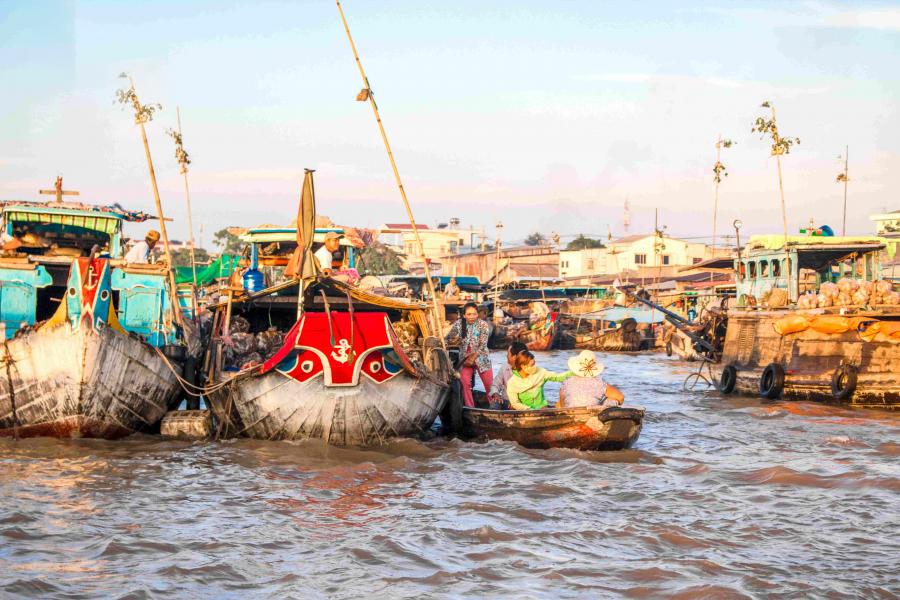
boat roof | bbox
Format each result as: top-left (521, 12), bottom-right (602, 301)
top-left (0, 200), bottom-right (157, 223)
top-left (242, 227), bottom-right (346, 244)
top-left (745, 235), bottom-right (888, 254)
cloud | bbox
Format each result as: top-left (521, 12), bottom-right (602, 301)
top-left (701, 2), bottom-right (900, 32)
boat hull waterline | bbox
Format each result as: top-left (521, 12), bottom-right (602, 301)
top-left (0, 324), bottom-right (183, 439)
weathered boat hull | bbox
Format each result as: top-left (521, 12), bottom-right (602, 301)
top-left (0, 324), bottom-right (183, 439)
top-left (713, 311), bottom-right (900, 408)
top-left (489, 320), bottom-right (558, 351)
top-left (558, 317), bottom-right (644, 352)
top-left (461, 405), bottom-right (644, 450)
top-left (208, 369), bottom-right (448, 446)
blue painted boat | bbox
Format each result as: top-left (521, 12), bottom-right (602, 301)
top-left (0, 195), bottom-right (194, 438)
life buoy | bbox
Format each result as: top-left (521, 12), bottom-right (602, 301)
top-left (758, 363), bottom-right (785, 399)
top-left (718, 364), bottom-right (737, 394)
top-left (830, 364), bottom-right (858, 401)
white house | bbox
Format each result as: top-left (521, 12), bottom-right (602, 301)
top-left (559, 234), bottom-right (710, 279)
top-left (871, 210), bottom-right (900, 237)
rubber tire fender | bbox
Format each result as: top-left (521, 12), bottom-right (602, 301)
top-left (759, 363), bottom-right (785, 399)
top-left (718, 364), bottom-right (738, 394)
top-left (830, 364), bottom-right (858, 401)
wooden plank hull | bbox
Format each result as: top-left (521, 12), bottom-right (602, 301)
top-left (208, 370), bottom-right (449, 446)
top-left (461, 405), bottom-right (644, 451)
top-left (0, 324), bottom-right (183, 439)
top-left (713, 311), bottom-right (900, 408)
top-left (489, 321), bottom-right (557, 351)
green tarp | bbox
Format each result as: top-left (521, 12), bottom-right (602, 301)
top-left (175, 254), bottom-right (240, 285)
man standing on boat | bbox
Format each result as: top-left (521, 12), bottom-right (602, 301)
top-left (125, 230), bottom-right (160, 264)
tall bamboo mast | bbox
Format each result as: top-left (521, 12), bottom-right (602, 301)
top-left (176, 107), bottom-right (198, 287)
top-left (120, 76), bottom-right (183, 328)
top-left (335, 1), bottom-right (443, 335)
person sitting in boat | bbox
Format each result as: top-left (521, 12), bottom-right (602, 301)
top-left (125, 230), bottom-right (160, 264)
top-left (443, 277), bottom-right (460, 299)
top-left (557, 350), bottom-right (624, 409)
top-left (313, 231), bottom-right (360, 284)
top-left (506, 351), bottom-right (572, 411)
top-left (489, 341), bottom-right (528, 409)
top-left (445, 301), bottom-right (493, 408)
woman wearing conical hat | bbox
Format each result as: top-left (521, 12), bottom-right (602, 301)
top-left (558, 350), bottom-right (624, 409)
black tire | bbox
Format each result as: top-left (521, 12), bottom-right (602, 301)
top-left (830, 364), bottom-right (858, 401)
top-left (718, 364), bottom-right (738, 394)
top-left (759, 363), bottom-right (785, 399)
top-left (665, 341), bottom-right (673, 357)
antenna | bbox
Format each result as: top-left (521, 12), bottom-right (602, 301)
top-left (623, 198), bottom-right (630, 234)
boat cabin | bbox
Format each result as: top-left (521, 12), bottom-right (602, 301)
top-left (240, 226), bottom-right (356, 288)
top-left (0, 199), bottom-right (179, 345)
top-left (735, 235), bottom-right (887, 305)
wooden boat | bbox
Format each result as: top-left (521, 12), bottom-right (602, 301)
top-left (0, 196), bottom-right (194, 438)
top-left (711, 236), bottom-right (900, 408)
top-left (461, 404), bottom-right (644, 450)
top-left (490, 313), bottom-right (558, 351)
top-left (206, 278), bottom-right (453, 446)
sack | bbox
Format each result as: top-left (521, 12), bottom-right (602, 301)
top-left (773, 314), bottom-right (810, 335)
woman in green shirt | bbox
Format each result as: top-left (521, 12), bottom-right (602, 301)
top-left (506, 351), bottom-right (572, 410)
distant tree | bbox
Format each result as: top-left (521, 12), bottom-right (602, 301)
top-left (565, 234), bottom-right (605, 251)
top-left (524, 232), bottom-right (547, 246)
top-left (213, 227), bottom-right (244, 255)
top-left (356, 241), bottom-right (407, 276)
top-left (171, 247), bottom-right (210, 268)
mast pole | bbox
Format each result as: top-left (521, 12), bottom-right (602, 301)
top-left (129, 77), bottom-right (183, 328)
top-left (177, 107), bottom-right (198, 288)
top-left (336, 1), bottom-right (443, 337)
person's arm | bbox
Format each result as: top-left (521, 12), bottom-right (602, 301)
top-left (542, 369), bottom-right (573, 383)
top-left (605, 383), bottom-right (624, 404)
top-left (475, 321), bottom-right (490, 355)
top-left (489, 366), bottom-right (508, 398)
top-left (506, 377), bottom-right (530, 410)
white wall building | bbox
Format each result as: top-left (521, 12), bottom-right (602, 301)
top-left (559, 234), bottom-right (710, 278)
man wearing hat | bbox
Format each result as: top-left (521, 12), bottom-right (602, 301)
top-left (125, 230), bottom-right (160, 264)
top-left (313, 231), bottom-right (342, 276)
top-left (558, 350), bottom-right (624, 408)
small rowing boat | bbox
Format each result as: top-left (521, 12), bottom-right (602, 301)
top-left (461, 404), bottom-right (644, 451)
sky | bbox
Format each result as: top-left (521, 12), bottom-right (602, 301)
top-left (1, 0), bottom-right (898, 248)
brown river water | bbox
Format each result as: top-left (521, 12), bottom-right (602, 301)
top-left (1, 350), bottom-right (898, 599)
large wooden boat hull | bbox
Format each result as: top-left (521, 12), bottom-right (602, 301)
top-left (461, 405), bottom-right (644, 451)
top-left (208, 369), bottom-right (448, 446)
top-left (713, 311), bottom-right (900, 408)
top-left (0, 324), bottom-right (183, 439)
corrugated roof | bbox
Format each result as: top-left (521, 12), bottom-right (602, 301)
top-left (381, 223), bottom-right (430, 230)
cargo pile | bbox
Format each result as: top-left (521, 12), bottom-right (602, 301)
top-left (795, 278), bottom-right (899, 309)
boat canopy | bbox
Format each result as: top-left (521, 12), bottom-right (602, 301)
top-left (746, 235), bottom-right (894, 258)
top-left (392, 275), bottom-right (482, 292)
top-left (241, 227), bottom-right (350, 245)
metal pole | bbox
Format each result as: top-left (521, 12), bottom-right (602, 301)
top-left (842, 145), bottom-right (849, 236)
top-left (336, 0), bottom-right (444, 338)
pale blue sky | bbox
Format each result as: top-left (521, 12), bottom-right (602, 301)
top-left (1, 1), bottom-right (898, 246)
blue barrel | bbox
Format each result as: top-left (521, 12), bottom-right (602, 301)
top-left (242, 268), bottom-right (265, 293)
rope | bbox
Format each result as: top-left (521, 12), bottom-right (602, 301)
top-left (345, 289), bottom-right (356, 363)
top-left (320, 290), bottom-right (335, 347)
top-left (153, 345), bottom-right (260, 397)
top-left (683, 357), bottom-right (716, 392)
